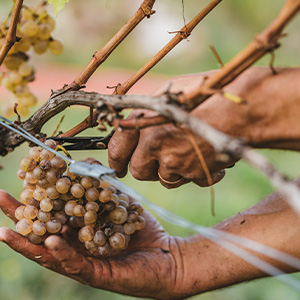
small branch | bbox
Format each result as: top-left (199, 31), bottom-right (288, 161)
top-left (58, 110), bottom-right (99, 138)
top-left (179, 0), bottom-right (300, 109)
top-left (52, 0), bottom-right (156, 95)
top-left (0, 94), bottom-right (96, 155)
top-left (114, 0), bottom-right (222, 95)
top-left (209, 44), bottom-right (224, 67)
top-left (2, 90), bottom-right (300, 216)
top-left (0, 0), bottom-right (23, 66)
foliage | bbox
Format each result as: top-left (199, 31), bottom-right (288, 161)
top-left (47, 0), bottom-right (70, 15)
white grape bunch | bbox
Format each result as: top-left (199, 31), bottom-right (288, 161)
top-left (0, 4), bottom-right (64, 118)
top-left (16, 140), bottom-right (145, 256)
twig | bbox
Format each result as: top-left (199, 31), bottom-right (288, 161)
top-left (52, 0), bottom-right (156, 137)
top-left (0, 0), bottom-right (23, 66)
top-left (114, 0), bottom-right (222, 95)
top-left (178, 0), bottom-right (300, 109)
top-left (51, 115), bottom-right (65, 136)
top-left (58, 110), bottom-right (99, 138)
top-left (52, 0), bottom-right (156, 95)
top-left (2, 90), bottom-right (300, 216)
top-left (209, 44), bottom-right (224, 67)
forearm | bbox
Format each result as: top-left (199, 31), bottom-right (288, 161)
top-left (194, 67), bottom-right (300, 151)
top-left (171, 178), bottom-right (300, 298)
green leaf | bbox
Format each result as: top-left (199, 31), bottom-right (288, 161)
top-left (47, 0), bottom-right (70, 15)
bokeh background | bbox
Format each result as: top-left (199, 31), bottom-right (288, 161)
top-left (1, 0), bottom-right (300, 299)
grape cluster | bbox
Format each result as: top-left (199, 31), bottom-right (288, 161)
top-left (0, 4), bottom-right (63, 117)
top-left (16, 141), bottom-right (145, 255)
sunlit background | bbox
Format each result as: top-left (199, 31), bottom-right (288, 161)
top-left (1, 0), bottom-right (300, 299)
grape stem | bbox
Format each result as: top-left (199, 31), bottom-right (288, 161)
top-left (114, 0), bottom-right (223, 95)
top-left (51, 0), bottom-right (156, 96)
top-left (0, 0), bottom-right (23, 66)
top-left (178, 0), bottom-right (300, 109)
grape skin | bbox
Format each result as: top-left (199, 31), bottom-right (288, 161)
top-left (16, 218), bottom-right (33, 235)
top-left (1, 5), bottom-right (63, 117)
top-left (23, 205), bottom-right (38, 219)
top-left (46, 218), bottom-right (62, 234)
top-left (32, 220), bottom-right (47, 236)
top-left (15, 206), bottom-right (25, 220)
top-left (16, 148), bottom-right (146, 252)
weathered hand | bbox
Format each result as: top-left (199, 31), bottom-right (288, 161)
top-left (108, 67), bottom-right (300, 188)
top-left (108, 109), bottom-right (227, 188)
top-left (0, 190), bottom-right (182, 300)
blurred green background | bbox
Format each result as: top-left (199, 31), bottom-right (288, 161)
top-left (1, 0), bottom-right (300, 299)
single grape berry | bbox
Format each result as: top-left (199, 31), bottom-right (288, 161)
top-left (20, 189), bottom-right (34, 205)
top-left (16, 218), bottom-right (33, 235)
top-left (124, 222), bottom-right (136, 235)
top-left (40, 197), bottom-right (53, 212)
top-left (46, 218), bottom-right (62, 233)
top-left (27, 232), bottom-right (43, 244)
top-left (93, 230), bottom-right (106, 247)
top-left (28, 146), bottom-right (41, 162)
top-left (109, 206), bottom-right (128, 225)
top-left (99, 188), bottom-right (112, 203)
top-left (56, 177), bottom-right (71, 194)
top-left (23, 205), bottom-right (38, 219)
top-left (84, 240), bottom-right (98, 252)
top-left (70, 183), bottom-right (85, 198)
top-left (64, 200), bottom-right (77, 216)
top-left (74, 204), bottom-right (86, 217)
top-left (80, 177), bottom-right (93, 189)
top-left (20, 156), bottom-right (36, 172)
top-left (78, 225), bottom-right (94, 242)
top-left (37, 210), bottom-right (52, 222)
top-left (15, 206), bottom-right (25, 220)
top-left (98, 243), bottom-right (111, 256)
top-left (109, 232), bottom-right (126, 250)
top-left (32, 220), bottom-right (47, 236)
top-left (33, 188), bottom-right (47, 201)
top-left (40, 149), bottom-right (55, 161)
top-left (50, 156), bottom-right (65, 169)
top-left (39, 159), bottom-right (51, 171)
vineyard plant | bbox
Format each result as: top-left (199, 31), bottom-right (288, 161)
top-left (0, 0), bottom-right (300, 299)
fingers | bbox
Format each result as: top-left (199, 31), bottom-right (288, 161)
top-left (0, 189), bottom-right (22, 222)
top-left (129, 143), bottom-right (159, 181)
top-left (108, 129), bottom-right (139, 178)
top-left (0, 227), bottom-right (48, 262)
top-left (45, 235), bottom-right (94, 283)
top-left (192, 170), bottom-right (226, 187)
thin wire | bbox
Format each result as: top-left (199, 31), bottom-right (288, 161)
top-left (2, 115), bottom-right (300, 290)
top-left (104, 176), bottom-right (300, 291)
top-left (0, 116), bottom-right (74, 164)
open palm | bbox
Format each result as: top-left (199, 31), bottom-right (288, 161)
top-left (0, 189), bottom-right (182, 300)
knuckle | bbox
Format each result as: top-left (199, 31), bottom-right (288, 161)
top-left (160, 155), bottom-right (180, 171)
top-left (129, 164), bottom-right (145, 181)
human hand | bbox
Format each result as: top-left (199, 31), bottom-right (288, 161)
top-left (108, 71), bottom-right (232, 189)
top-left (108, 67), bottom-right (300, 188)
top-left (0, 189), bottom-right (183, 299)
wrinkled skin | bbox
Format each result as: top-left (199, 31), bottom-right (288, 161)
top-left (1, 67), bottom-right (300, 299)
top-left (0, 189), bottom-right (183, 299)
top-left (108, 67), bottom-right (300, 188)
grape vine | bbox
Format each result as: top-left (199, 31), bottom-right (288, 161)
top-left (0, 3), bottom-right (63, 117)
top-left (17, 141), bottom-right (145, 254)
